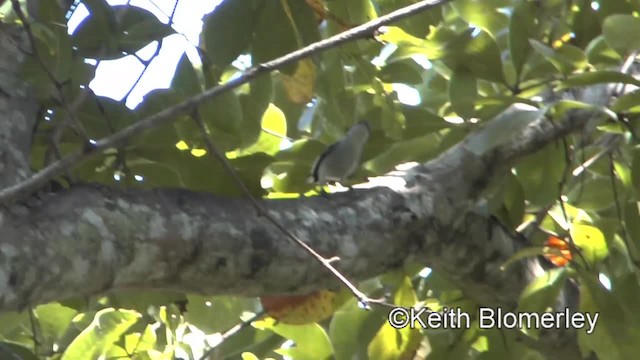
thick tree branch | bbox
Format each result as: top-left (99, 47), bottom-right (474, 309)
top-left (0, 0), bottom-right (452, 204)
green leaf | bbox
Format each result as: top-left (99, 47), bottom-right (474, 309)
top-left (449, 67), bottom-right (477, 118)
top-left (71, 0), bottom-right (120, 59)
top-left (378, 59), bottom-right (424, 85)
top-left (254, 318), bottom-right (333, 360)
top-left (624, 201), bottom-right (640, 260)
top-left (379, 26), bottom-right (448, 60)
top-left (35, 303), bottom-right (78, 344)
top-left (115, 5), bottom-right (175, 54)
top-left (330, 299), bottom-right (389, 360)
top-left (602, 14), bottom-right (640, 56)
top-left (238, 104), bottom-right (286, 156)
top-left (0, 311), bottom-right (29, 337)
top-left (185, 295), bottom-right (257, 334)
top-left (333, 0), bottom-right (377, 24)
top-left (32, 0), bottom-right (73, 80)
top-left (514, 142), bottom-right (565, 207)
top-left (202, 0), bottom-right (255, 72)
top-left (578, 275), bottom-right (640, 359)
top-left (75, 95), bottom-right (138, 139)
top-left (401, 105), bottom-right (448, 138)
top-left (509, 1), bottom-right (537, 79)
top-left (252, 1), bottom-right (307, 74)
top-left (529, 40), bottom-right (587, 75)
top-left (198, 90), bottom-right (245, 152)
top-left (566, 177), bottom-right (623, 211)
top-left (516, 268), bottom-right (567, 337)
top-left (548, 100), bottom-right (617, 122)
top-left (367, 320), bottom-right (421, 360)
top-left (283, 0), bottom-right (321, 47)
top-left (123, 324), bottom-right (156, 354)
top-left (631, 147), bottom-right (640, 193)
top-left (171, 53), bottom-right (202, 97)
top-left (326, 0), bottom-right (377, 52)
top-left (368, 277), bottom-right (420, 360)
top-left (130, 147), bottom-right (271, 196)
top-left (500, 246), bottom-right (547, 271)
top-left (451, 0), bottom-right (509, 37)
top-left (446, 28), bottom-right (505, 83)
top-left (22, 14), bottom-right (73, 101)
top-left (613, 89), bottom-right (640, 113)
top-left (585, 35), bottom-right (623, 66)
top-left (488, 172), bottom-right (525, 230)
top-left (560, 71), bottom-right (640, 89)
top-left (363, 133), bottom-right (441, 175)
top-left (612, 273), bottom-right (640, 327)
top-left (135, 88), bottom-right (185, 149)
top-left (239, 74), bottom-right (274, 148)
top-left (61, 309), bottom-right (140, 360)
top-left (614, 160), bottom-right (632, 190)
top-left (0, 342), bottom-right (38, 360)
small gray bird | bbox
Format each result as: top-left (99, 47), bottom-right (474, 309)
top-left (307, 121), bottom-right (371, 186)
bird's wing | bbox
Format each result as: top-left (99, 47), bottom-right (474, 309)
top-left (307, 142), bottom-right (339, 183)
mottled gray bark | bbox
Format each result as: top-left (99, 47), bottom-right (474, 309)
top-left (0, 25), bottom-right (38, 189)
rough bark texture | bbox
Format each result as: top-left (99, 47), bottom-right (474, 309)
top-left (0, 22), bottom-right (611, 360)
top-left (0, 25), bottom-right (37, 189)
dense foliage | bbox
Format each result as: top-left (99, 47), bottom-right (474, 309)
top-left (2, 0), bottom-right (640, 359)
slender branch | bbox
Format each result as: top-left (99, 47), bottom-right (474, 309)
top-left (0, 0), bottom-right (451, 204)
top-left (199, 311), bottom-right (265, 360)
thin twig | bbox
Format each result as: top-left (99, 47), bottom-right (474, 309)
top-left (190, 110), bottom-right (380, 308)
top-left (558, 136), bottom-right (589, 269)
top-left (28, 307), bottom-right (39, 355)
top-left (0, 0), bottom-right (451, 204)
top-left (571, 135), bottom-right (622, 177)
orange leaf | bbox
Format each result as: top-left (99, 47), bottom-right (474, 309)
top-left (544, 235), bottom-right (572, 267)
top-left (261, 290), bottom-right (336, 325)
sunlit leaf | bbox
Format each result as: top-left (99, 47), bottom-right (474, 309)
top-left (570, 223), bottom-right (608, 265)
top-left (61, 309), bottom-right (140, 360)
top-left (602, 14), bottom-right (640, 56)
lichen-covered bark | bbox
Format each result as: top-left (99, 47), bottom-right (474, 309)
top-left (0, 26), bottom-right (38, 189)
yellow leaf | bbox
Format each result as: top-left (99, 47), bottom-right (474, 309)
top-left (570, 223), bottom-right (608, 264)
top-left (280, 59), bottom-right (316, 104)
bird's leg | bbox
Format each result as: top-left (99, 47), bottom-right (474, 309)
top-left (339, 180), bottom-right (354, 192)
